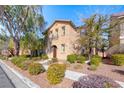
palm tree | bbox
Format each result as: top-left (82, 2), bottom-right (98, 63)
top-left (79, 14), bottom-right (96, 59)
top-left (79, 14), bottom-right (111, 59)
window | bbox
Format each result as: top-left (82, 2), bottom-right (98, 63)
top-left (49, 31), bottom-right (53, 40)
top-left (55, 28), bottom-right (58, 38)
top-left (80, 29), bottom-right (85, 36)
top-left (120, 23), bottom-right (124, 36)
top-left (61, 44), bottom-right (65, 52)
top-left (51, 31), bottom-right (54, 39)
top-left (62, 26), bottom-right (65, 36)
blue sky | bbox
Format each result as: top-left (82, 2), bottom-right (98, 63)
top-left (42, 5), bottom-right (124, 28)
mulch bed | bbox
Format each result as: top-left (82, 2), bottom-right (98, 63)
top-left (4, 61), bottom-right (74, 88)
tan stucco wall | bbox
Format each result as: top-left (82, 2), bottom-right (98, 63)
top-left (46, 22), bottom-right (80, 60)
top-left (120, 38), bottom-right (124, 44)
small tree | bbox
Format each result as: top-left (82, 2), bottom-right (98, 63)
top-left (0, 5), bottom-right (45, 56)
top-left (20, 32), bottom-right (45, 57)
top-left (79, 14), bottom-right (119, 59)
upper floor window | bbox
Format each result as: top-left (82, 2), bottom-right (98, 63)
top-left (80, 29), bottom-right (85, 36)
top-left (62, 26), bottom-right (65, 36)
top-left (55, 28), bottom-right (59, 38)
top-left (61, 44), bottom-right (65, 52)
top-left (120, 23), bottom-right (124, 36)
top-left (49, 31), bottom-right (54, 40)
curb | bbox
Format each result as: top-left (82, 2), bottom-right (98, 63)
top-left (0, 59), bottom-right (40, 88)
top-left (115, 81), bottom-right (124, 88)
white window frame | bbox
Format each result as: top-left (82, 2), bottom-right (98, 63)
top-left (62, 26), bottom-right (65, 36)
top-left (61, 44), bottom-right (65, 52)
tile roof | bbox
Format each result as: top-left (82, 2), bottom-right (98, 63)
top-left (46, 19), bottom-right (77, 31)
top-left (112, 12), bottom-right (124, 17)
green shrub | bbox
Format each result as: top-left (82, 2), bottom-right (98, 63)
top-left (104, 82), bottom-right (113, 88)
top-left (28, 63), bottom-right (45, 75)
top-left (92, 55), bottom-right (101, 59)
top-left (90, 55), bottom-right (102, 67)
top-left (20, 61), bottom-right (31, 70)
top-left (11, 56), bottom-right (27, 67)
top-left (19, 55), bottom-right (27, 58)
top-left (47, 64), bottom-right (66, 84)
top-left (42, 54), bottom-right (48, 60)
top-left (89, 65), bottom-right (97, 71)
top-left (111, 54), bottom-right (124, 66)
top-left (77, 55), bottom-right (86, 64)
top-left (32, 57), bottom-right (42, 61)
top-left (67, 54), bottom-right (77, 63)
top-left (0, 55), bottom-right (7, 60)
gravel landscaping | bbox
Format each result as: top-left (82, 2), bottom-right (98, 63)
top-left (66, 59), bottom-right (124, 82)
top-left (2, 58), bottom-right (124, 88)
top-left (4, 61), bottom-right (74, 88)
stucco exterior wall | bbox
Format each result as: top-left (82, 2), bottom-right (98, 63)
top-left (120, 37), bottom-right (124, 44)
top-left (110, 16), bottom-right (124, 46)
top-left (46, 22), bottom-right (80, 60)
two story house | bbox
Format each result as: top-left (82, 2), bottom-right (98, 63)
top-left (109, 12), bottom-right (124, 47)
top-left (46, 20), bottom-right (84, 60)
top-left (107, 12), bottom-right (124, 55)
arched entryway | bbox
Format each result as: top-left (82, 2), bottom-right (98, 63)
top-left (52, 45), bottom-right (57, 58)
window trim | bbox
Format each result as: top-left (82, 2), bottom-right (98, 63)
top-left (55, 28), bottom-right (59, 38)
top-left (61, 44), bottom-right (65, 52)
top-left (62, 26), bottom-right (65, 36)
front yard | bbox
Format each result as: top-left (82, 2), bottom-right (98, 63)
top-left (1, 56), bottom-right (124, 88)
top-left (4, 60), bottom-right (74, 88)
top-left (66, 59), bottom-right (124, 82)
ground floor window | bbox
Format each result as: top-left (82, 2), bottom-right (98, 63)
top-left (61, 44), bottom-right (65, 52)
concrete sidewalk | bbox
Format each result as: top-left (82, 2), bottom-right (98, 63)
top-left (41, 61), bottom-right (124, 88)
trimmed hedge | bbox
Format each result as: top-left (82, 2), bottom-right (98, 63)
top-left (32, 57), bottom-right (42, 61)
top-left (89, 65), bottom-right (97, 71)
top-left (47, 64), bottom-right (66, 84)
top-left (28, 63), bottom-right (45, 75)
top-left (111, 54), bottom-right (124, 66)
top-left (11, 56), bottom-right (27, 68)
top-left (0, 55), bottom-right (7, 60)
top-left (67, 54), bottom-right (86, 64)
top-left (42, 54), bottom-right (48, 60)
top-left (92, 55), bottom-right (101, 59)
top-left (67, 54), bottom-right (77, 63)
top-left (77, 56), bottom-right (86, 64)
top-left (90, 55), bottom-right (102, 67)
top-left (20, 61), bottom-right (31, 70)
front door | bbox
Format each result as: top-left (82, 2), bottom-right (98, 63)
top-left (53, 46), bottom-right (57, 58)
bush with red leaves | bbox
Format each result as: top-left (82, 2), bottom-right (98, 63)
top-left (72, 74), bottom-right (121, 88)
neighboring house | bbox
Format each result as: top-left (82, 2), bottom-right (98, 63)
top-left (109, 12), bottom-right (124, 47)
top-left (107, 12), bottom-right (124, 56)
top-left (46, 20), bottom-right (84, 60)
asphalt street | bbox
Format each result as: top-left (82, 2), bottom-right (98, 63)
top-left (0, 66), bottom-right (15, 88)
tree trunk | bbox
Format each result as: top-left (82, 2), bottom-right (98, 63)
top-left (102, 48), bottom-right (105, 58)
top-left (13, 38), bottom-right (20, 56)
top-left (8, 48), bottom-right (15, 56)
top-left (102, 51), bottom-right (104, 58)
top-left (88, 48), bottom-right (92, 60)
top-left (95, 40), bottom-right (98, 55)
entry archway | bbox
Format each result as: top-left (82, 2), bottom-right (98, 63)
top-left (52, 45), bottom-right (57, 58)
